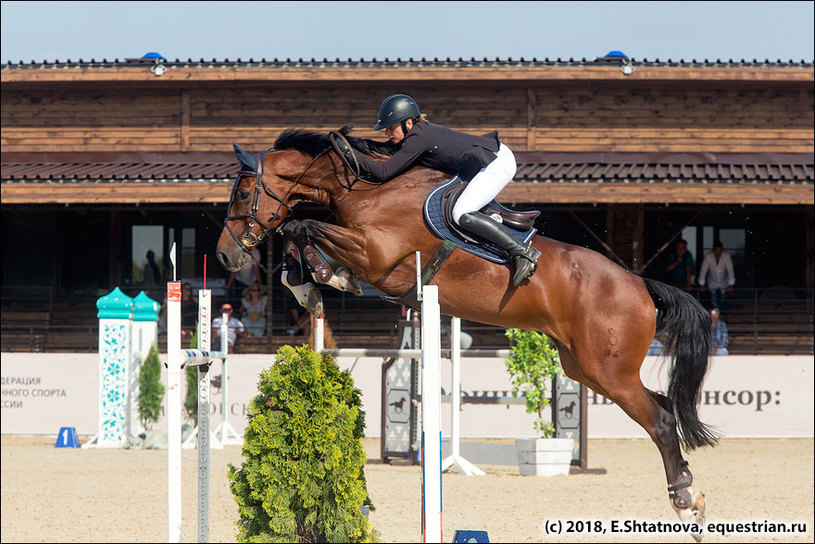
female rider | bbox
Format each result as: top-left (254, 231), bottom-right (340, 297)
top-left (335, 93), bottom-right (541, 286)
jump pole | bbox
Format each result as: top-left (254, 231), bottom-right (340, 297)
top-left (182, 291), bottom-right (225, 451)
top-left (314, 256), bottom-right (443, 542)
top-left (166, 280), bottom-right (227, 543)
top-left (441, 317), bottom-right (485, 476)
top-left (420, 284), bottom-right (443, 543)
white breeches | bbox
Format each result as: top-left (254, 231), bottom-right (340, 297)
top-left (452, 143), bottom-right (517, 224)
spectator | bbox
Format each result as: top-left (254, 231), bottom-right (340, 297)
top-left (240, 282), bottom-right (267, 337)
top-left (709, 307), bottom-right (729, 356)
top-left (698, 241), bottom-right (736, 312)
top-left (647, 332), bottom-right (666, 356)
top-left (666, 239), bottom-right (694, 291)
top-left (212, 303), bottom-right (248, 351)
top-left (223, 247), bottom-right (263, 309)
top-left (142, 249), bottom-right (164, 301)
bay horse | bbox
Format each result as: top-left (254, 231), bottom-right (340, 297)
top-left (216, 126), bottom-right (718, 540)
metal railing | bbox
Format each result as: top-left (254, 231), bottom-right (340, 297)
top-left (1, 285), bottom-right (812, 354)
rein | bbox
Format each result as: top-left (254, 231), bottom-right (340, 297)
top-left (225, 132), bottom-right (383, 255)
top-left (223, 148), bottom-right (328, 255)
top-left (328, 130), bottom-right (386, 189)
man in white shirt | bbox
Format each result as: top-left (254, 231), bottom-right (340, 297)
top-left (698, 242), bottom-right (735, 312)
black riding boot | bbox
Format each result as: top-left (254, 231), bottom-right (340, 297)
top-left (459, 212), bottom-right (542, 286)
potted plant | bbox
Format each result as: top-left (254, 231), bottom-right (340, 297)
top-left (504, 328), bottom-right (574, 476)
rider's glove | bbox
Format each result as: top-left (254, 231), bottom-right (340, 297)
top-left (336, 138), bottom-right (352, 157)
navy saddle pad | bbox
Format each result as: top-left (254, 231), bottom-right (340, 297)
top-left (423, 176), bottom-right (537, 264)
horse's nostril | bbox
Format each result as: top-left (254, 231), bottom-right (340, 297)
top-left (217, 251), bottom-right (230, 268)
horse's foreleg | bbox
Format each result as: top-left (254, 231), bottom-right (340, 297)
top-left (281, 269), bottom-right (324, 317)
top-left (285, 219), bottom-right (364, 294)
top-left (279, 224), bottom-right (324, 317)
top-left (294, 219), bottom-right (381, 287)
top-left (283, 220), bottom-right (336, 284)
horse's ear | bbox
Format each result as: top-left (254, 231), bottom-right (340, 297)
top-left (233, 142), bottom-right (258, 173)
top-left (339, 123), bottom-right (354, 136)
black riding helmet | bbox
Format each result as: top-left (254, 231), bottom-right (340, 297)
top-left (373, 94), bottom-right (421, 131)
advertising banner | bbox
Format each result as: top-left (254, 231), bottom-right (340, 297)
top-left (2, 353), bottom-right (812, 439)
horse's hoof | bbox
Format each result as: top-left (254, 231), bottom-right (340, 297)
top-left (330, 267), bottom-right (363, 295)
top-left (672, 487), bottom-right (706, 542)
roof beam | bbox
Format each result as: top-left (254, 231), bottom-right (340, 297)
top-left (2, 180), bottom-right (810, 205)
top-left (3, 66), bottom-right (813, 85)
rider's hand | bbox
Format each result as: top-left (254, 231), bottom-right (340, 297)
top-left (336, 138), bottom-right (352, 157)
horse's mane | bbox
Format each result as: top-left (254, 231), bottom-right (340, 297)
top-left (273, 124), bottom-right (399, 158)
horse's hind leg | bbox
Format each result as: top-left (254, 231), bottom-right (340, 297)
top-left (612, 384), bottom-right (706, 540)
top-left (647, 389), bottom-right (706, 540)
top-left (569, 350), bottom-right (706, 541)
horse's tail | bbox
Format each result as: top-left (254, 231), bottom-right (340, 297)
top-left (644, 278), bottom-right (719, 450)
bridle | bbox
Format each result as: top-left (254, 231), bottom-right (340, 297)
top-left (223, 148), bottom-right (328, 255)
top-left (224, 132), bottom-right (380, 255)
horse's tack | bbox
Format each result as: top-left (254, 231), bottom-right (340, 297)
top-left (224, 144), bottom-right (326, 255)
top-left (667, 461), bottom-right (694, 509)
top-left (424, 177), bottom-right (537, 265)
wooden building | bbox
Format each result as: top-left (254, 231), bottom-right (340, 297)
top-left (2, 55), bottom-right (813, 353)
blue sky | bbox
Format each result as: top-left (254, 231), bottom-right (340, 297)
top-left (1, 1), bottom-right (813, 63)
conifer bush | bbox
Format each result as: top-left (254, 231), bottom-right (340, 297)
top-left (228, 345), bottom-right (378, 543)
top-left (137, 344), bottom-right (165, 430)
top-left (184, 325), bottom-right (199, 424)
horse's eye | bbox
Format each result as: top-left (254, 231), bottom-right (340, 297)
top-left (239, 191), bottom-right (250, 200)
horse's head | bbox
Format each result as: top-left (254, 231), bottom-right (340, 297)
top-left (216, 127), bottom-right (400, 271)
top-left (216, 143), bottom-right (299, 271)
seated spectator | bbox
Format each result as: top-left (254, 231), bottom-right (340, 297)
top-left (709, 307), bottom-right (729, 356)
top-left (180, 282), bottom-right (199, 341)
top-left (240, 282), bottom-right (267, 337)
top-left (212, 303), bottom-right (248, 350)
top-left (647, 334), bottom-right (665, 356)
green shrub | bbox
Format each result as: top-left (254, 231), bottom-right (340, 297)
top-left (227, 345), bottom-right (378, 543)
top-left (138, 344), bottom-right (165, 430)
top-left (184, 325), bottom-right (199, 424)
top-left (504, 328), bottom-right (562, 438)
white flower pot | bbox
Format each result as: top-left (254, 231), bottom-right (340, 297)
top-left (515, 437), bottom-right (574, 476)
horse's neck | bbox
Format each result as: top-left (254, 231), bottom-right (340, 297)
top-left (330, 167), bottom-right (444, 221)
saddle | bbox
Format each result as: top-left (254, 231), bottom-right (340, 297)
top-left (423, 176), bottom-right (539, 264)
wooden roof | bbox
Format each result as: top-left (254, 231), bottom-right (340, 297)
top-left (3, 57), bottom-right (813, 85)
top-left (2, 151), bottom-right (811, 205)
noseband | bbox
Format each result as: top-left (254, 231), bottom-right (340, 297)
top-left (223, 148), bottom-right (329, 255)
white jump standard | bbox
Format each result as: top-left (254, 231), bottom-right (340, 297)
top-left (165, 281), bottom-right (227, 544)
top-left (316, 277), bottom-right (445, 543)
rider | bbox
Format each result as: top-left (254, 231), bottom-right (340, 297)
top-left (335, 93), bottom-right (541, 286)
